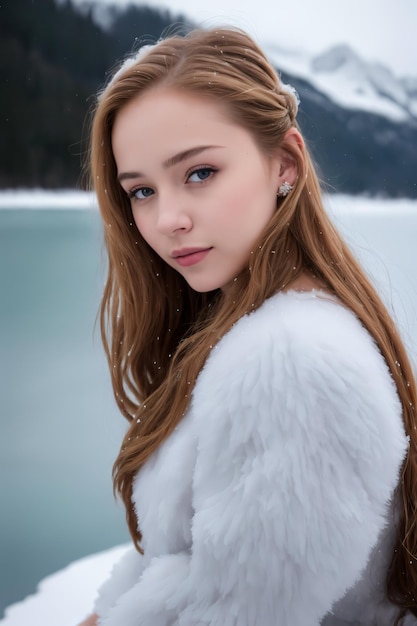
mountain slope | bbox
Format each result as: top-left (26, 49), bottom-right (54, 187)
top-left (266, 44), bottom-right (417, 124)
top-left (265, 44), bottom-right (417, 197)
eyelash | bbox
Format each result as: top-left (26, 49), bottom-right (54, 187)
top-left (127, 165), bottom-right (218, 201)
top-left (186, 165), bottom-right (217, 183)
top-left (127, 187), bottom-right (153, 200)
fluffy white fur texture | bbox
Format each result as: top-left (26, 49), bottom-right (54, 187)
top-left (94, 290), bottom-right (410, 625)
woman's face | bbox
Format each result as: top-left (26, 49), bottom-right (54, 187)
top-left (112, 88), bottom-right (285, 293)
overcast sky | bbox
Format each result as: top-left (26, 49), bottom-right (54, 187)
top-left (80, 0), bottom-right (416, 78)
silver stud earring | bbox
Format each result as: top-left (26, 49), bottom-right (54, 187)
top-left (277, 181), bottom-right (293, 197)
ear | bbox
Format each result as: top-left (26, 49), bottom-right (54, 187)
top-left (274, 128), bottom-right (304, 188)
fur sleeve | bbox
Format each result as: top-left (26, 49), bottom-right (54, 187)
top-left (100, 293), bottom-right (408, 626)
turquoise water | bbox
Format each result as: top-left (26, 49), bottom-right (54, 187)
top-left (0, 209), bottom-right (129, 617)
top-left (0, 200), bottom-right (416, 618)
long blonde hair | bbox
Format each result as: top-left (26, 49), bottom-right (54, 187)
top-left (89, 27), bottom-right (417, 620)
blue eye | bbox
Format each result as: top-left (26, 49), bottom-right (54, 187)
top-left (128, 187), bottom-right (154, 200)
top-left (187, 167), bottom-right (215, 183)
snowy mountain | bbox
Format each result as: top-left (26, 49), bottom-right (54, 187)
top-left (266, 44), bottom-right (417, 124)
top-left (263, 44), bottom-right (417, 198)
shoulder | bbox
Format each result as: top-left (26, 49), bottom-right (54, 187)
top-left (192, 289), bottom-right (406, 463)
top-left (198, 290), bottom-right (395, 394)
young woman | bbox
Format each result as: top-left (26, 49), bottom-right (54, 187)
top-left (80, 27), bottom-right (417, 626)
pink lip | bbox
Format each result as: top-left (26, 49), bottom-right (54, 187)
top-left (172, 247), bottom-right (212, 267)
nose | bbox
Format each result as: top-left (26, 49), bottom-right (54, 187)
top-left (156, 194), bottom-right (193, 236)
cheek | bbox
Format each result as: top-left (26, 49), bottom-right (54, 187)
top-left (132, 212), bottom-right (142, 234)
top-left (218, 182), bottom-right (254, 221)
top-left (221, 174), bottom-right (274, 223)
top-left (132, 211), bottom-right (152, 243)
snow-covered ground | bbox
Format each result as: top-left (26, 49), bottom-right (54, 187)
top-left (0, 190), bottom-right (96, 209)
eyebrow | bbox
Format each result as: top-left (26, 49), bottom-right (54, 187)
top-left (117, 145), bottom-right (222, 183)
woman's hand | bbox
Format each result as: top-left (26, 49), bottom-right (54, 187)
top-left (77, 614), bottom-right (98, 626)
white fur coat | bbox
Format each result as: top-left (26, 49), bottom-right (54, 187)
top-left (94, 290), bottom-right (410, 625)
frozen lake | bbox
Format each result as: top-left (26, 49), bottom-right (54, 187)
top-left (0, 192), bottom-right (416, 620)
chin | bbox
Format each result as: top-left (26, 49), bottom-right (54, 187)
top-left (189, 284), bottom-right (220, 294)
top-left (185, 278), bottom-right (224, 293)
